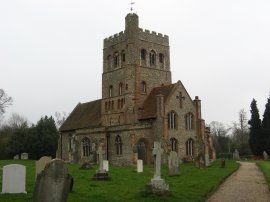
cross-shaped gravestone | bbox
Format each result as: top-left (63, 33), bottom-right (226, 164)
top-left (152, 142), bottom-right (163, 179)
top-left (97, 145), bottom-right (105, 171)
top-left (176, 91), bottom-right (185, 108)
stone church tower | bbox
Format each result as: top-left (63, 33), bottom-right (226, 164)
top-left (58, 13), bottom-right (215, 165)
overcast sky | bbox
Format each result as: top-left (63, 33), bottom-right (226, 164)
top-left (1, 0), bottom-right (269, 126)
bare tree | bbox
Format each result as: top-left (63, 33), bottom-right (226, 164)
top-left (0, 89), bottom-right (13, 116)
top-left (7, 113), bottom-right (28, 128)
top-left (54, 112), bottom-right (67, 129)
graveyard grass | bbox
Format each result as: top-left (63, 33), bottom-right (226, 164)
top-left (256, 161), bottom-right (270, 190)
top-left (0, 160), bottom-right (239, 202)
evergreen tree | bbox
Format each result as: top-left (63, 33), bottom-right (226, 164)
top-left (248, 99), bottom-right (263, 155)
top-left (262, 95), bottom-right (270, 128)
top-left (262, 95), bottom-right (270, 154)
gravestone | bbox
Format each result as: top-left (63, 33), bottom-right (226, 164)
top-left (137, 159), bottom-right (143, 173)
top-left (205, 153), bottom-right (210, 167)
top-left (33, 159), bottom-right (72, 202)
top-left (21, 153), bottom-right (28, 160)
top-left (233, 149), bottom-right (240, 160)
top-left (35, 156), bottom-right (52, 179)
top-left (93, 145), bottom-right (110, 180)
top-left (221, 159), bottom-right (226, 168)
top-left (103, 160), bottom-right (109, 171)
top-left (79, 162), bottom-right (91, 169)
top-left (168, 151), bottom-right (180, 176)
top-left (263, 151), bottom-right (269, 160)
top-left (1, 164), bottom-right (26, 193)
top-left (13, 154), bottom-right (19, 160)
top-left (146, 141), bottom-right (170, 195)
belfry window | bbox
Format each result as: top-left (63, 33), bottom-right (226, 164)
top-left (141, 49), bottom-right (146, 60)
top-left (115, 135), bottom-right (122, 155)
top-left (149, 50), bottom-right (156, 65)
top-left (109, 85), bottom-right (113, 98)
top-left (119, 83), bottom-right (123, 95)
top-left (159, 53), bottom-right (164, 63)
top-left (121, 50), bottom-right (126, 62)
top-left (168, 111), bottom-right (177, 129)
top-left (82, 137), bottom-right (91, 157)
top-left (113, 52), bottom-right (119, 68)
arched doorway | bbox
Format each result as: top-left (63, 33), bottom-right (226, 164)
top-left (137, 139), bottom-right (148, 164)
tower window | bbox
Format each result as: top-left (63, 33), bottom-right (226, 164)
top-left (113, 52), bottom-right (119, 68)
top-left (141, 49), bottom-right (146, 60)
top-left (119, 83), bottom-right (123, 95)
top-left (141, 81), bottom-right (146, 93)
top-left (159, 53), bottom-right (164, 63)
top-left (149, 50), bottom-right (156, 65)
top-left (121, 50), bottom-right (126, 62)
top-left (109, 85), bottom-right (113, 98)
top-left (107, 55), bottom-right (111, 71)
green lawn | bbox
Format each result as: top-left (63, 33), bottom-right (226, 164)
top-left (256, 160), bottom-right (270, 190)
top-left (0, 160), bottom-right (239, 202)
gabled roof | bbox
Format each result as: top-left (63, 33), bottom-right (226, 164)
top-left (59, 99), bottom-right (101, 132)
top-left (139, 84), bottom-right (176, 120)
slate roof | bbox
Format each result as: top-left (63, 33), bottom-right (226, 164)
top-left (139, 83), bottom-right (176, 120)
top-left (59, 99), bottom-right (102, 132)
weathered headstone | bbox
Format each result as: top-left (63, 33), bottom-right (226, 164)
top-left (103, 160), bottom-right (109, 171)
top-left (146, 141), bottom-right (170, 195)
top-left (263, 151), bottom-right (269, 160)
top-left (93, 145), bottom-right (110, 180)
top-left (233, 149), bottom-right (240, 160)
top-left (79, 162), bottom-right (91, 169)
top-left (137, 159), bottom-right (143, 173)
top-left (168, 151), bottom-right (180, 176)
top-left (21, 153), bottom-right (28, 160)
top-left (35, 156), bottom-right (52, 179)
top-left (1, 164), bottom-right (26, 194)
top-left (205, 153), bottom-right (210, 167)
top-left (33, 159), bottom-right (72, 202)
top-left (13, 154), bottom-right (19, 160)
top-left (221, 159), bottom-right (225, 168)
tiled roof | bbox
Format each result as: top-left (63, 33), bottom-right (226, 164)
top-left (59, 100), bottom-right (101, 132)
top-left (139, 84), bottom-right (176, 120)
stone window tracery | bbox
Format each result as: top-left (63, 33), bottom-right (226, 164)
top-left (149, 50), bottom-right (156, 66)
top-left (185, 113), bottom-right (194, 130)
top-left (82, 137), bottom-right (91, 157)
top-left (115, 135), bottom-right (122, 155)
top-left (186, 138), bottom-right (194, 156)
top-left (141, 81), bottom-right (146, 93)
top-left (168, 111), bottom-right (177, 129)
top-left (170, 138), bottom-right (178, 152)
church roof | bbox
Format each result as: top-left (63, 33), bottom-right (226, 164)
top-left (59, 99), bottom-right (101, 132)
top-left (139, 83), bottom-right (176, 120)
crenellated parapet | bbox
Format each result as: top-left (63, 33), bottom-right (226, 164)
top-left (139, 28), bottom-right (169, 46)
top-left (104, 31), bottom-right (126, 48)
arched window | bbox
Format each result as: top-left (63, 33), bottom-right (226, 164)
top-left (121, 98), bottom-right (124, 108)
top-left (119, 83), bottom-right (123, 95)
top-left (185, 113), bottom-right (194, 130)
top-left (149, 50), bottom-right (156, 65)
top-left (168, 111), bottom-right (177, 129)
top-left (112, 100), bottom-right (114, 110)
top-left (115, 135), bottom-right (122, 155)
top-left (82, 137), bottom-right (91, 157)
top-left (105, 102), bottom-right (108, 111)
top-left (121, 50), bottom-right (126, 62)
top-left (107, 55), bottom-right (111, 71)
top-left (141, 49), bottom-right (146, 60)
top-left (117, 99), bottom-right (120, 109)
top-left (109, 85), bottom-right (113, 98)
top-left (113, 52), bottom-right (119, 68)
top-left (159, 53), bottom-right (164, 63)
top-left (170, 138), bottom-right (178, 152)
top-left (141, 81), bottom-right (146, 93)
top-left (186, 138), bottom-right (194, 156)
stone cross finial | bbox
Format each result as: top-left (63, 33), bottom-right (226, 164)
top-left (152, 142), bottom-right (163, 179)
top-left (176, 91), bottom-right (185, 108)
top-left (97, 145), bottom-right (105, 171)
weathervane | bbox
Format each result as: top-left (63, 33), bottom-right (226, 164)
top-left (129, 0), bottom-right (135, 13)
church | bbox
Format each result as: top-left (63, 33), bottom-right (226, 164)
top-left (58, 13), bottom-right (215, 165)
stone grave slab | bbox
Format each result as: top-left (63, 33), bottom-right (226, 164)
top-left (1, 164), bottom-right (26, 194)
top-left (35, 156), bottom-right (52, 179)
top-left (137, 159), bottom-right (143, 173)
